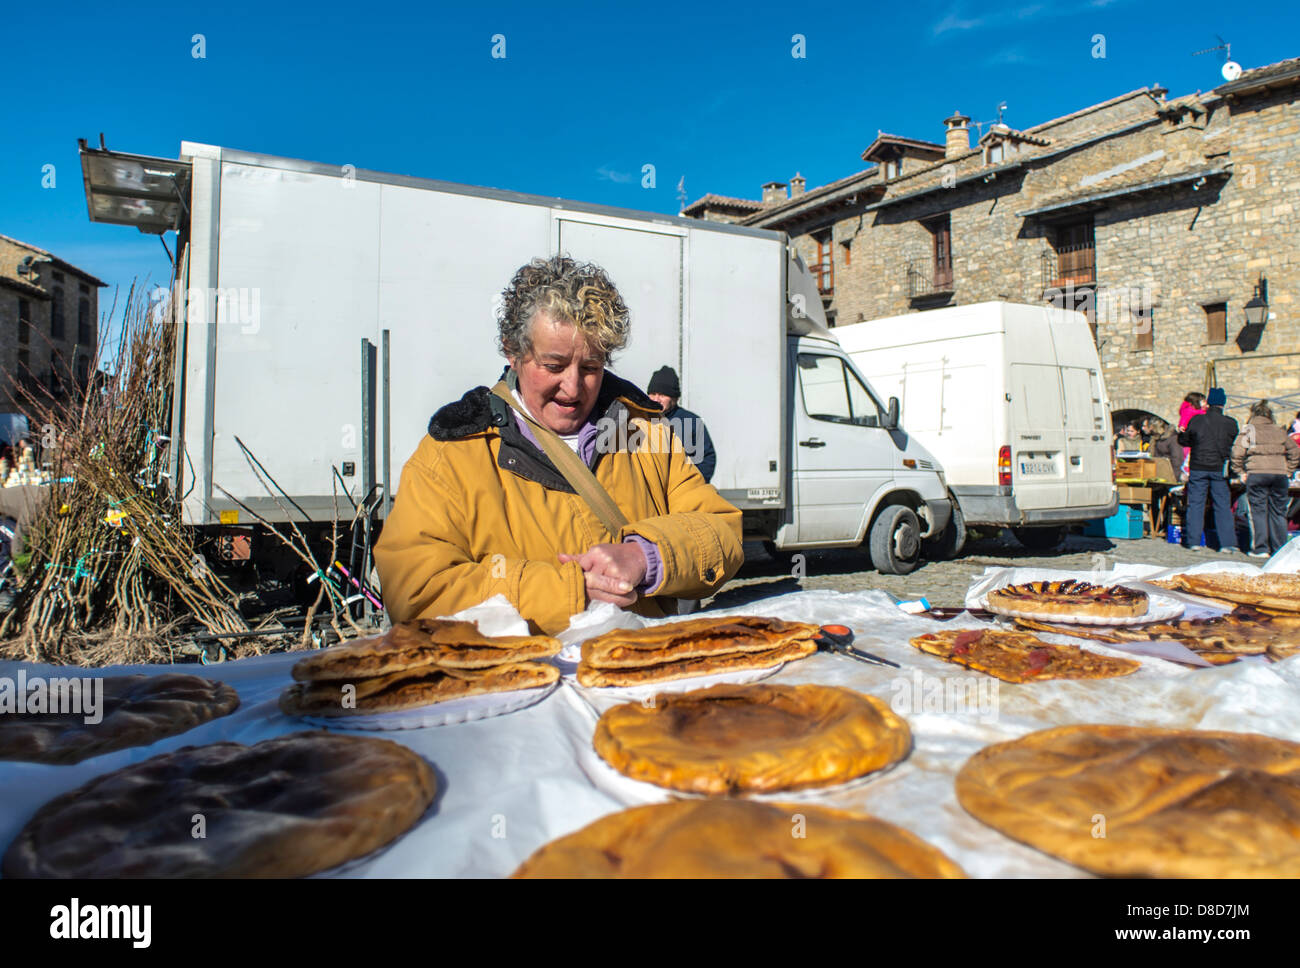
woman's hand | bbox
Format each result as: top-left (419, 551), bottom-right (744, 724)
top-left (558, 542), bottom-right (648, 608)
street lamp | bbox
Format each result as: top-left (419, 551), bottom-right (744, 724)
top-left (1243, 276), bottom-right (1268, 326)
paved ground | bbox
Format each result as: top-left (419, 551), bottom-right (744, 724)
top-left (704, 531), bottom-right (1252, 612)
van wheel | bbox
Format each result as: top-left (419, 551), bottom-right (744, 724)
top-left (923, 502), bottom-right (967, 560)
top-left (1012, 526), bottom-right (1067, 552)
top-left (869, 505), bottom-right (922, 575)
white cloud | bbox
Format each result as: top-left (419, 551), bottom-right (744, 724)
top-left (595, 166), bottom-right (635, 184)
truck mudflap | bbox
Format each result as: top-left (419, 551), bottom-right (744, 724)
top-left (919, 497), bottom-right (952, 538)
top-left (951, 485), bottom-right (1118, 527)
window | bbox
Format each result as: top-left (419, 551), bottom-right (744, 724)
top-left (53, 271), bottom-right (64, 283)
top-left (1051, 219), bottom-right (1095, 287)
top-left (884, 157), bottom-right (901, 179)
top-left (1204, 302), bottom-right (1227, 344)
top-left (986, 142), bottom-right (1004, 165)
top-left (51, 287), bottom-right (65, 339)
top-left (797, 354), bottom-right (883, 427)
top-left (841, 241), bottom-right (852, 267)
top-left (812, 234), bottom-right (833, 294)
top-left (79, 282), bottom-right (89, 294)
top-left (78, 298), bottom-right (91, 343)
top-left (18, 299), bottom-right (30, 345)
top-left (1134, 305), bottom-right (1153, 350)
top-left (927, 214), bottom-right (952, 289)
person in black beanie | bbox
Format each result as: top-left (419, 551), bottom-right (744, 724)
top-left (647, 365), bottom-right (717, 483)
top-left (1178, 386), bottom-right (1239, 552)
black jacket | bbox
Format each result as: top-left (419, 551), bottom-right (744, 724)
top-left (1178, 407), bottom-right (1239, 473)
top-left (662, 405), bottom-right (717, 483)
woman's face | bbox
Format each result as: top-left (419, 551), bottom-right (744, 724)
top-left (511, 312), bottom-right (604, 434)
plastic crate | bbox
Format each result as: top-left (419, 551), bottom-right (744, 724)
top-left (1083, 504), bottom-right (1145, 540)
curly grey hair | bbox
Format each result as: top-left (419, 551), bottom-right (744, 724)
top-left (496, 255), bottom-right (631, 363)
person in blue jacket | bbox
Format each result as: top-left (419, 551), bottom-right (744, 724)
top-left (647, 366), bottom-right (717, 484)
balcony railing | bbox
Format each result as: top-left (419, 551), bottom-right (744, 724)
top-left (906, 260), bottom-right (954, 299)
top-left (1043, 243), bottom-right (1095, 289)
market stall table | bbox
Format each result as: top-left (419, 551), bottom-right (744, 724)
top-left (3, 568), bottom-right (1299, 878)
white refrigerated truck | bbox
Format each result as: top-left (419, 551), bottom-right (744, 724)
top-left (79, 140), bottom-right (950, 576)
top-left (835, 301), bottom-right (1118, 553)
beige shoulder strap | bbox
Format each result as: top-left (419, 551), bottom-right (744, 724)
top-left (489, 382), bottom-right (629, 536)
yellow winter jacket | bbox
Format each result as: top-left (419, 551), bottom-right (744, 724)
top-left (374, 372), bottom-right (744, 635)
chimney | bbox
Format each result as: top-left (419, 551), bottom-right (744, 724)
top-left (944, 111), bottom-right (971, 158)
top-left (790, 173), bottom-right (806, 197)
top-left (761, 181), bottom-right (788, 205)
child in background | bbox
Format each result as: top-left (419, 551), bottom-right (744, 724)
top-left (1176, 392), bottom-right (1207, 483)
top-left (1179, 392), bottom-right (1207, 431)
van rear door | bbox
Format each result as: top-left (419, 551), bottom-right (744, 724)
top-left (1061, 366), bottom-right (1112, 507)
top-left (1008, 363), bottom-right (1068, 510)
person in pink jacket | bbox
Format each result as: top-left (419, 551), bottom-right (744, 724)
top-left (1177, 392), bottom-right (1207, 480)
top-left (1178, 392), bottom-right (1207, 431)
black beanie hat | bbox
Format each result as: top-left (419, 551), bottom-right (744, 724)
top-left (648, 365), bottom-right (681, 398)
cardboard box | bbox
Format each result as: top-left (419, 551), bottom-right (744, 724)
top-left (1116, 458), bottom-right (1157, 480)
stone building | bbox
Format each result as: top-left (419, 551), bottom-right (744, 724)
top-left (682, 56), bottom-right (1300, 425)
top-left (0, 234), bottom-right (104, 420)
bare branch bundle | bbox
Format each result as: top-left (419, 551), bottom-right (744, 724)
top-left (0, 283), bottom-right (251, 663)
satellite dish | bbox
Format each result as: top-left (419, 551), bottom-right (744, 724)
top-left (1222, 61), bottom-right (1242, 81)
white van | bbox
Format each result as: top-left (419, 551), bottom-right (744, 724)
top-left (835, 301), bottom-right (1117, 553)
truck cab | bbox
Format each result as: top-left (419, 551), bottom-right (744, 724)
top-left (749, 255), bottom-right (952, 575)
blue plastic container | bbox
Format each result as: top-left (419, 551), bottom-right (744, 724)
top-left (1083, 505), bottom-right (1144, 540)
top-left (1167, 524), bottom-right (1182, 544)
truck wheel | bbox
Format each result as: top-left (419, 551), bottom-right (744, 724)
top-left (869, 505), bottom-right (922, 575)
top-left (762, 541), bottom-right (795, 567)
top-left (1012, 525), bottom-right (1067, 552)
top-left (923, 502), bottom-right (967, 560)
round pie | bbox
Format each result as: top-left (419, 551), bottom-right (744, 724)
top-left (956, 724), bottom-right (1300, 877)
top-left (513, 799), bottom-right (966, 877)
top-left (2, 731), bottom-right (437, 877)
top-left (986, 580), bottom-right (1148, 619)
top-left (592, 682), bottom-right (910, 794)
top-left (0, 673), bottom-right (240, 765)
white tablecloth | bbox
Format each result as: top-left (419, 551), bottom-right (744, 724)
top-left (3, 555), bottom-right (1299, 878)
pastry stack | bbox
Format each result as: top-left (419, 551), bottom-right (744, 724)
top-left (280, 619), bottom-right (561, 718)
top-left (575, 615), bottom-right (821, 688)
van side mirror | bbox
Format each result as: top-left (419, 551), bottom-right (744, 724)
top-left (884, 397), bottom-right (900, 430)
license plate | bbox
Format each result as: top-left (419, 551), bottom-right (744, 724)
top-left (1020, 460), bottom-right (1056, 476)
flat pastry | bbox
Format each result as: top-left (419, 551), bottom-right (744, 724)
top-left (279, 661), bottom-right (558, 716)
top-left (1168, 572), bottom-right (1300, 614)
top-left (986, 580), bottom-right (1148, 619)
top-left (291, 620), bottom-right (561, 682)
top-left (2, 732), bottom-right (436, 877)
top-left (956, 724), bottom-right (1300, 877)
top-left (575, 638), bottom-right (816, 688)
top-left (580, 615), bottom-right (822, 668)
top-left (593, 683), bottom-right (910, 794)
top-left (1013, 605), bottom-right (1300, 663)
top-left (0, 673), bottom-right (240, 765)
top-left (910, 628), bottom-right (1140, 683)
top-left (512, 800), bottom-right (966, 878)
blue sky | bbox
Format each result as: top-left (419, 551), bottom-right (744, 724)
top-left (2, 0), bottom-right (1295, 310)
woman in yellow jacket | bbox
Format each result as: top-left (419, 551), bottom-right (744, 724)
top-left (374, 256), bottom-right (745, 635)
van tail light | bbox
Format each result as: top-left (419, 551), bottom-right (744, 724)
top-left (1111, 449), bottom-right (1118, 483)
top-left (998, 445), bottom-right (1012, 486)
